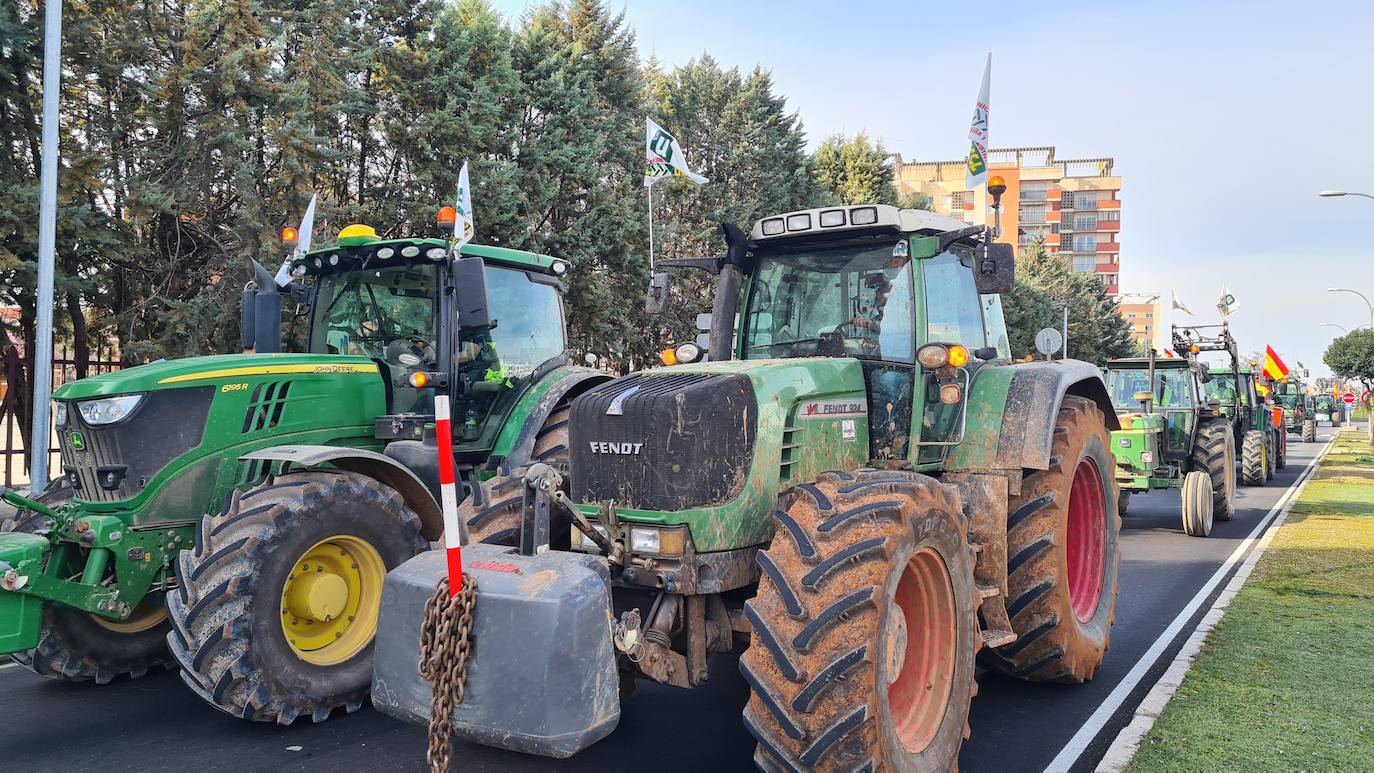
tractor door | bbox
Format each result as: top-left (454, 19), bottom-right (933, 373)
top-left (913, 245), bottom-right (986, 466)
top-left (1159, 368), bottom-right (1196, 460)
top-left (452, 264), bottom-right (567, 454)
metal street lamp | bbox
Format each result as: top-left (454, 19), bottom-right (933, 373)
top-left (1321, 322), bottom-right (1350, 334)
top-left (1327, 288), bottom-right (1374, 330)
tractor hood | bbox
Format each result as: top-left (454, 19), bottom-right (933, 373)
top-left (1116, 413), bottom-right (1166, 431)
top-left (568, 357), bottom-right (869, 552)
top-left (54, 353), bottom-right (381, 400)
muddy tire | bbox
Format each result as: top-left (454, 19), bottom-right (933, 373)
top-left (4, 491), bottom-right (172, 683)
top-left (166, 471), bottom-right (426, 723)
top-left (1180, 471), bottom-right (1214, 537)
top-left (740, 470), bottom-right (979, 772)
top-left (1241, 430), bottom-right (1267, 487)
top-left (1301, 419), bottom-right (1316, 443)
top-left (1191, 420), bottom-right (1235, 521)
top-left (981, 395), bottom-right (1120, 684)
top-left (1331, 411), bottom-right (1342, 428)
top-left (459, 404), bottom-right (571, 546)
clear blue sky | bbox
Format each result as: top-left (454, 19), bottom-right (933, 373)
top-left (494, 0), bottom-right (1374, 377)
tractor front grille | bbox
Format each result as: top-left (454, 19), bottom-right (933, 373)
top-left (58, 387), bottom-right (214, 503)
top-left (570, 372), bottom-right (757, 511)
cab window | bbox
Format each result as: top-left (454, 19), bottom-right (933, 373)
top-left (922, 248), bottom-right (985, 348)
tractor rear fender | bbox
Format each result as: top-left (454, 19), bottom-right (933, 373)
top-left (946, 359), bottom-right (1119, 477)
top-left (240, 445), bottom-right (444, 541)
top-left (487, 368), bottom-right (613, 474)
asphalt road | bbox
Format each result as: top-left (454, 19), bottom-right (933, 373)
top-left (1, 428), bottom-right (1338, 772)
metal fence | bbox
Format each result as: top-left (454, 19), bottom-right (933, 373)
top-left (1, 347), bottom-right (121, 488)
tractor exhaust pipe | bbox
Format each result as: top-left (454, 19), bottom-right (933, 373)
top-left (247, 260), bottom-right (282, 354)
top-left (708, 223), bottom-right (755, 362)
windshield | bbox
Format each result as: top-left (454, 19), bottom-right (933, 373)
top-left (309, 265), bottom-right (438, 361)
top-left (1106, 368), bottom-right (1194, 411)
top-left (1278, 393), bottom-right (1301, 409)
top-left (1204, 375), bottom-right (1243, 405)
top-left (743, 239), bottom-right (915, 362)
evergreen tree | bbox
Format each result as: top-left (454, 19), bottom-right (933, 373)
top-left (1003, 235), bottom-right (1137, 363)
top-left (811, 132), bottom-right (898, 206)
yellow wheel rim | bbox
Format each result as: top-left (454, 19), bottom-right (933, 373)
top-left (92, 601), bottom-right (166, 633)
top-left (278, 535), bottom-right (386, 666)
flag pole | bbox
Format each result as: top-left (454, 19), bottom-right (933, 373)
top-left (647, 182), bottom-right (655, 270)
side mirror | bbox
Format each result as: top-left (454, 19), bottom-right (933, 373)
top-left (452, 257), bottom-right (491, 330)
top-left (645, 271), bottom-right (670, 315)
top-left (973, 242), bottom-right (1015, 295)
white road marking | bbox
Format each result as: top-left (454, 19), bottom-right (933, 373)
top-left (0, 661), bottom-right (20, 671)
top-left (1047, 433), bottom-right (1340, 773)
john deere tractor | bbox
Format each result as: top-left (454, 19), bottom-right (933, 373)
top-left (1103, 343), bottom-right (1236, 537)
top-left (373, 204), bottom-right (1124, 769)
top-left (1276, 381), bottom-right (1316, 442)
top-left (1202, 362), bottom-right (1284, 486)
top-left (0, 219), bottom-right (607, 723)
top-left (1313, 394), bottom-right (1343, 427)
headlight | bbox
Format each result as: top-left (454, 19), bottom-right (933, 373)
top-left (53, 400), bottom-right (67, 428)
top-left (76, 394), bottom-right (144, 425)
top-left (375, 247), bottom-right (395, 259)
top-left (571, 523), bottom-right (610, 551)
top-left (629, 527), bottom-right (660, 554)
top-left (674, 342), bottom-right (702, 364)
top-left (1141, 451), bottom-right (1154, 465)
top-left (426, 247), bottom-right (447, 260)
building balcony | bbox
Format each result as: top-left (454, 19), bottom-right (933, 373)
top-left (1098, 220), bottom-right (1120, 231)
top-left (1096, 241), bottom-right (1119, 253)
top-left (1098, 198), bottom-right (1121, 210)
top-left (1045, 210), bottom-right (1061, 222)
top-left (1044, 234), bottom-right (1061, 246)
top-left (1096, 262), bottom-right (1118, 273)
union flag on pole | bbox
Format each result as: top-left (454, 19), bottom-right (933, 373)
top-left (1263, 345), bottom-right (1290, 380)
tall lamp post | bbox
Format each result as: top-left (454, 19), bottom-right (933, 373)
top-left (1320, 322), bottom-right (1350, 335)
top-left (1319, 190), bottom-right (1374, 438)
top-left (29, 0), bottom-right (64, 493)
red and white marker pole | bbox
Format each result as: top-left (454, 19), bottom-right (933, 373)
top-left (434, 393), bottom-right (464, 596)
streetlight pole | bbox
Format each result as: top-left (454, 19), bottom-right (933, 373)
top-left (1319, 190), bottom-right (1374, 439)
top-left (29, 0), bottom-right (63, 493)
top-left (1320, 322), bottom-right (1350, 335)
top-left (1327, 287), bottom-right (1374, 331)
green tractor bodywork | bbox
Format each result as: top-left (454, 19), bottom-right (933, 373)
top-left (401, 205), bottom-right (1124, 767)
top-left (1313, 394), bottom-right (1342, 425)
top-left (1204, 363), bottom-right (1286, 481)
top-left (0, 226), bottom-right (608, 720)
top-left (1275, 381), bottom-right (1311, 434)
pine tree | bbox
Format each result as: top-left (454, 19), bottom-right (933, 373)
top-left (811, 132), bottom-right (899, 206)
top-left (1003, 235), bottom-right (1137, 363)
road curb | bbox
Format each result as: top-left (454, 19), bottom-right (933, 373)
top-left (1092, 433), bottom-right (1339, 772)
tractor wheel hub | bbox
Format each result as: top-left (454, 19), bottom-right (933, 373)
top-left (287, 572), bottom-right (349, 622)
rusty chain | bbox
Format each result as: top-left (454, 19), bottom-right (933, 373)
top-left (419, 574), bottom-right (478, 773)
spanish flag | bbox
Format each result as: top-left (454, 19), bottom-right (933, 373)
top-left (1263, 345), bottom-right (1290, 380)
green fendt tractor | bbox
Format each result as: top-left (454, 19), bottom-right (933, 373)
top-left (1103, 344), bottom-right (1236, 537)
top-left (1276, 381), bottom-right (1316, 442)
top-left (0, 219), bottom-right (607, 723)
top-left (373, 204), bottom-right (1124, 769)
top-left (1202, 362), bottom-right (1284, 486)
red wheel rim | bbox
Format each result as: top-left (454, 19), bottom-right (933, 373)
top-left (1066, 458), bottom-right (1106, 623)
top-left (887, 546), bottom-right (957, 754)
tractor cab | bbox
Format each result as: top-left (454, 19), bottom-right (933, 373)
top-left (1104, 355), bottom-right (1203, 461)
top-left (286, 225), bottom-right (572, 458)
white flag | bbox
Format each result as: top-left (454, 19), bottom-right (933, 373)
top-left (1217, 286), bottom-right (1239, 317)
top-left (275, 193), bottom-right (316, 287)
top-left (645, 117), bottom-right (708, 187)
top-left (965, 53), bottom-right (991, 190)
top-left (1171, 290), bottom-right (1193, 316)
top-left (455, 161), bottom-right (475, 249)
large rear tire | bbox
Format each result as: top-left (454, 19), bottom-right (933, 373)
top-left (740, 470), bottom-right (979, 772)
top-left (1191, 420), bottom-right (1235, 521)
top-left (1301, 419), bottom-right (1316, 443)
top-left (459, 404), bottom-right (570, 546)
top-left (981, 395), bottom-right (1120, 684)
top-left (1180, 471), bottom-right (1214, 537)
top-left (1273, 429), bottom-right (1285, 471)
top-left (166, 471), bottom-right (426, 723)
top-left (4, 485), bottom-right (172, 683)
top-left (1241, 430), bottom-right (1267, 487)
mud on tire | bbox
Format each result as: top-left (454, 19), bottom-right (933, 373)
top-left (740, 470), bottom-right (980, 772)
top-left (1301, 419), bottom-right (1316, 443)
top-left (981, 395), bottom-right (1120, 684)
top-left (166, 471), bottom-right (426, 723)
top-left (4, 484), bottom-right (172, 683)
top-left (460, 404), bottom-right (570, 546)
top-left (1180, 470), bottom-right (1214, 537)
top-left (1191, 420), bottom-right (1236, 521)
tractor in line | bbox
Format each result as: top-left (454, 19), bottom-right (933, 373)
top-left (372, 204), bottom-right (1125, 769)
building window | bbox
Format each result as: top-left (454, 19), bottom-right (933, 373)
top-left (1073, 255), bottom-right (1096, 272)
top-left (1128, 312), bottom-right (1137, 319)
top-left (1073, 212), bottom-right (1098, 230)
top-left (1072, 235), bottom-right (1097, 252)
top-left (1021, 205), bottom-right (1047, 224)
top-left (1145, 325), bottom-right (1152, 332)
top-left (1100, 210), bottom-right (1120, 221)
top-left (1145, 312), bottom-right (1153, 318)
top-left (1073, 191), bottom-right (1100, 209)
top-left (1020, 180), bottom-right (1051, 202)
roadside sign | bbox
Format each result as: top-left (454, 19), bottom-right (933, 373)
top-left (1342, 392), bottom-right (1356, 404)
top-left (1362, 390), bottom-right (1371, 403)
top-left (1035, 327), bottom-right (1063, 357)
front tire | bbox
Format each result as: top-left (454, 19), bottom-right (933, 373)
top-left (1191, 420), bottom-right (1236, 521)
top-left (166, 471), bottom-right (427, 723)
top-left (1241, 430), bottom-right (1267, 486)
top-left (982, 395), bottom-right (1120, 684)
top-left (1180, 471), bottom-right (1214, 537)
top-left (459, 403), bottom-right (571, 546)
top-left (740, 470), bottom-right (979, 772)
top-left (2, 482), bottom-right (171, 683)
top-left (1302, 419), bottom-right (1316, 443)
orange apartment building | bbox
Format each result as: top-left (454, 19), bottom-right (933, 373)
top-left (1117, 292), bottom-right (1163, 353)
top-left (891, 146), bottom-right (1123, 294)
